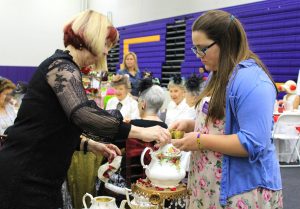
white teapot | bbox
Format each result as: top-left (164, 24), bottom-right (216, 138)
top-left (82, 193), bottom-right (127, 209)
top-left (140, 144), bottom-right (190, 188)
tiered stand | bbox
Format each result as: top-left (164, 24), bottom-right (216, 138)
top-left (131, 181), bottom-right (189, 209)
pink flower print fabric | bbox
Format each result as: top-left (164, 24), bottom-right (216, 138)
top-left (186, 97), bottom-right (283, 209)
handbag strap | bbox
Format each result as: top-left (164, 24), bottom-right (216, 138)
top-left (0, 134), bottom-right (7, 147)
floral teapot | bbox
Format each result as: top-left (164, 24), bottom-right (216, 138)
top-left (140, 143), bottom-right (190, 188)
top-left (82, 193), bottom-right (127, 209)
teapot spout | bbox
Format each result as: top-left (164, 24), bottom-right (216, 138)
top-left (180, 151), bottom-right (191, 171)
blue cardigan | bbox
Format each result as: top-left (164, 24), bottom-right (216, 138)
top-left (220, 59), bottom-right (282, 205)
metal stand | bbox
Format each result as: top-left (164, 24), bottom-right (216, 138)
top-left (131, 180), bottom-right (188, 209)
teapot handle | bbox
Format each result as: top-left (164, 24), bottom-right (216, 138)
top-left (82, 193), bottom-right (94, 209)
top-left (140, 147), bottom-right (152, 168)
top-left (125, 188), bottom-right (132, 205)
top-left (120, 200), bottom-right (128, 209)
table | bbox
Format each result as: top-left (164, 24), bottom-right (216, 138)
top-left (273, 111), bottom-right (300, 122)
top-left (272, 111), bottom-right (300, 163)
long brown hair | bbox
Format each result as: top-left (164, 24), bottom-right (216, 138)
top-left (192, 10), bottom-right (276, 124)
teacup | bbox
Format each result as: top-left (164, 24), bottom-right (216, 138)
top-left (95, 197), bottom-right (112, 202)
top-left (170, 130), bottom-right (185, 139)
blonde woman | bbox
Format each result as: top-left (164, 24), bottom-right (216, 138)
top-left (0, 10), bottom-right (170, 209)
top-left (117, 52), bottom-right (141, 97)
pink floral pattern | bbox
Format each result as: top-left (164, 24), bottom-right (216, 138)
top-left (187, 97), bottom-right (283, 209)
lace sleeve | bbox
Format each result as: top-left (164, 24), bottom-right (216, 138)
top-left (46, 60), bottom-right (131, 140)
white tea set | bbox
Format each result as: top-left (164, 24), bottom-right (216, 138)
top-left (83, 130), bottom-right (189, 209)
top-left (83, 189), bottom-right (158, 209)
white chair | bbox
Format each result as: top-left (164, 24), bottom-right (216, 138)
top-left (272, 112), bottom-right (300, 167)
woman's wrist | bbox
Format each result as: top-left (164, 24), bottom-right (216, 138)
top-left (83, 138), bottom-right (90, 154)
top-left (196, 132), bottom-right (203, 150)
top-left (80, 137), bottom-right (94, 153)
top-left (87, 139), bottom-right (97, 153)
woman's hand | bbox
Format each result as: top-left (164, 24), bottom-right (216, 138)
top-left (129, 125), bottom-right (171, 147)
top-left (169, 119), bottom-right (195, 133)
top-left (144, 126), bottom-right (171, 147)
top-left (89, 140), bottom-right (121, 163)
top-left (171, 132), bottom-right (199, 152)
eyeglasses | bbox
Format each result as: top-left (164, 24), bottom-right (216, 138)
top-left (191, 42), bottom-right (216, 58)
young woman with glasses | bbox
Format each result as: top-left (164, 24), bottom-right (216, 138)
top-left (170, 10), bottom-right (282, 209)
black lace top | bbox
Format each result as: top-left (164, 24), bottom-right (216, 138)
top-left (0, 50), bottom-right (130, 209)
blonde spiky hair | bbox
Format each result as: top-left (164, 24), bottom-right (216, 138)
top-left (64, 10), bottom-right (119, 72)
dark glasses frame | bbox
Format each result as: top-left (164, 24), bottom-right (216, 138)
top-left (191, 42), bottom-right (216, 58)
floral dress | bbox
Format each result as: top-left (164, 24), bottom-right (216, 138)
top-left (187, 97), bottom-right (283, 209)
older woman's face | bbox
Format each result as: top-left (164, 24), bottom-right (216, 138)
top-left (192, 31), bottom-right (220, 71)
top-left (125, 54), bottom-right (135, 69)
top-left (114, 84), bottom-right (129, 101)
top-left (169, 86), bottom-right (185, 105)
top-left (0, 88), bottom-right (13, 107)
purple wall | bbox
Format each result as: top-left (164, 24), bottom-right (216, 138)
top-left (118, 0), bottom-right (300, 84)
top-left (118, 21), bottom-right (172, 79)
top-left (1, 0), bottom-right (300, 85)
top-left (0, 66), bottom-right (36, 83)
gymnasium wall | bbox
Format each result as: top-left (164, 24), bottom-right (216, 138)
top-left (112, 0), bottom-right (300, 87)
top-left (1, 0), bottom-right (299, 90)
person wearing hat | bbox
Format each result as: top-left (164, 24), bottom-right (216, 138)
top-left (165, 75), bottom-right (195, 126)
top-left (184, 73), bottom-right (205, 107)
top-left (279, 80), bottom-right (300, 110)
top-left (12, 81), bottom-right (28, 110)
top-left (0, 78), bottom-right (16, 136)
top-left (106, 74), bottom-right (140, 123)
